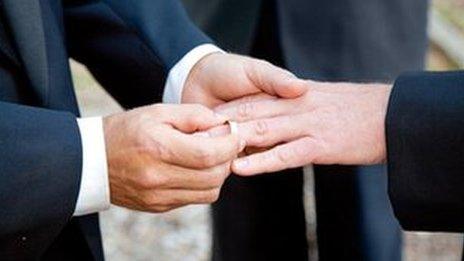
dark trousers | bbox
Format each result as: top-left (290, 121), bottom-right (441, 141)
top-left (211, 2), bottom-right (402, 261)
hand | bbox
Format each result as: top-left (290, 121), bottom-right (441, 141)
top-left (182, 52), bottom-right (308, 108)
top-left (103, 104), bottom-right (243, 213)
top-left (213, 81), bottom-right (392, 175)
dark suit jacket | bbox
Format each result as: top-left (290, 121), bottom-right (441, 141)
top-left (0, 0), bottom-right (209, 260)
top-left (182, 0), bottom-right (429, 81)
top-left (387, 71), bottom-right (464, 233)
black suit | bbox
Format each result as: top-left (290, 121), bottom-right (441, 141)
top-left (385, 72), bottom-right (464, 261)
top-left (387, 71), bottom-right (464, 233)
top-left (182, 0), bottom-right (429, 260)
top-left (0, 0), bottom-right (208, 259)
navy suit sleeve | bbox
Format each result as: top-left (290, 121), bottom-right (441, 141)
top-left (63, 0), bottom-right (212, 109)
top-left (386, 71), bottom-right (464, 232)
top-left (0, 102), bottom-right (82, 257)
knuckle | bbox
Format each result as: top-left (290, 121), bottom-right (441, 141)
top-left (166, 196), bottom-right (185, 206)
top-left (237, 101), bottom-right (253, 119)
top-left (194, 147), bottom-right (217, 167)
top-left (210, 177), bottom-right (224, 188)
top-left (259, 59), bottom-right (273, 68)
top-left (219, 163), bottom-right (231, 176)
top-left (242, 96), bottom-right (256, 104)
top-left (184, 118), bottom-right (198, 130)
top-left (275, 148), bottom-right (291, 164)
top-left (209, 169), bottom-right (228, 186)
top-left (133, 124), bottom-right (161, 145)
top-left (310, 142), bottom-right (326, 164)
top-left (192, 190), bottom-right (219, 204)
top-left (205, 189), bottom-right (221, 203)
top-left (254, 120), bottom-right (269, 136)
top-left (137, 171), bottom-right (155, 189)
top-left (141, 193), bottom-right (159, 208)
top-left (250, 120), bottom-right (270, 147)
top-left (145, 172), bottom-right (168, 188)
top-left (201, 165), bottom-right (229, 188)
top-left (225, 162), bottom-right (233, 175)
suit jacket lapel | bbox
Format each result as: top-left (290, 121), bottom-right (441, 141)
top-left (2, 0), bottom-right (49, 104)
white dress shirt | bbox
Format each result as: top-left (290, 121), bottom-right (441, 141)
top-left (74, 44), bottom-right (223, 216)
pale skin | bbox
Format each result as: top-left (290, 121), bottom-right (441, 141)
top-left (102, 53), bottom-right (308, 213)
top-left (104, 104), bottom-right (242, 213)
top-left (182, 53), bottom-right (309, 107)
top-left (212, 81), bottom-right (393, 176)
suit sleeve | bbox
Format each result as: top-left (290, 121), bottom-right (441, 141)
top-left (0, 102), bottom-right (82, 257)
top-left (386, 71), bottom-right (464, 232)
top-left (63, 0), bottom-right (212, 109)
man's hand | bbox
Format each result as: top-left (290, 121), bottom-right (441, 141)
top-left (213, 81), bottom-right (392, 176)
top-left (103, 104), bottom-right (243, 213)
top-left (182, 53), bottom-right (308, 107)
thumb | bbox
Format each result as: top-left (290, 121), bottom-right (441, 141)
top-left (247, 60), bottom-right (308, 98)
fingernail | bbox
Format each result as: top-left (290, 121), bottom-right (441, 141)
top-left (239, 140), bottom-right (247, 151)
top-left (233, 158), bottom-right (249, 169)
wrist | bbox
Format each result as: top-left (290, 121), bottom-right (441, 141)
top-left (182, 52), bottom-right (224, 103)
top-left (378, 84), bottom-right (393, 163)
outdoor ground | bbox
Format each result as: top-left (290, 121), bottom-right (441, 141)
top-left (71, 1), bottom-right (464, 260)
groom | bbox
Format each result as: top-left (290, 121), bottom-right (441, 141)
top-left (0, 0), bottom-right (308, 259)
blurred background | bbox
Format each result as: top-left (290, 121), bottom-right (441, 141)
top-left (72, 0), bottom-right (464, 260)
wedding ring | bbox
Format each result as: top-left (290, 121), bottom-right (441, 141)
top-left (228, 121), bottom-right (238, 135)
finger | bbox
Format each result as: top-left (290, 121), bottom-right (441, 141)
top-left (194, 120), bottom-right (242, 138)
top-left (232, 137), bottom-right (319, 176)
top-left (194, 124), bottom-right (230, 138)
top-left (156, 104), bottom-right (227, 132)
top-left (214, 93), bottom-right (276, 113)
top-left (154, 161), bottom-right (231, 190)
top-left (146, 188), bottom-right (222, 207)
top-left (198, 114), bottom-right (309, 148)
top-left (245, 60), bottom-right (308, 98)
top-left (237, 115), bottom-right (309, 147)
top-left (215, 95), bottom-right (293, 122)
top-left (161, 129), bottom-right (244, 169)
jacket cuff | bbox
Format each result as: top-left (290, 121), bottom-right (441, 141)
top-left (75, 117), bottom-right (110, 216)
top-left (0, 102), bottom-right (82, 256)
top-left (386, 71), bottom-right (464, 232)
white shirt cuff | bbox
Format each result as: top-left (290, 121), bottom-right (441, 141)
top-left (163, 44), bottom-right (224, 104)
top-left (74, 117), bottom-right (111, 216)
